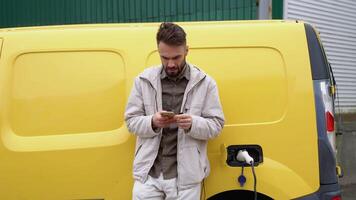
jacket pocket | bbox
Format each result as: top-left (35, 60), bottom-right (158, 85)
top-left (179, 145), bottom-right (204, 186)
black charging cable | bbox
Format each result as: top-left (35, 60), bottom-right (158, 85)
top-left (251, 162), bottom-right (257, 200)
top-left (238, 161), bottom-right (257, 200)
top-left (237, 150), bottom-right (258, 200)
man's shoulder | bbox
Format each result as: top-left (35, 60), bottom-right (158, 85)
top-left (188, 63), bottom-right (216, 85)
top-left (138, 65), bottom-right (162, 79)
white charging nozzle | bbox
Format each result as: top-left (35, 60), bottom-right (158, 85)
top-left (236, 150), bottom-right (254, 165)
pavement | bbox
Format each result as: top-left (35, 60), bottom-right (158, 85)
top-left (341, 184), bottom-right (356, 200)
top-left (339, 130), bottom-right (356, 200)
top-left (337, 113), bottom-right (356, 200)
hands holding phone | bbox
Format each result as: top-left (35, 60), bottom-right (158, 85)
top-left (152, 111), bottom-right (192, 131)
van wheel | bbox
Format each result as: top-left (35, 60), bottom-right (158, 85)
top-left (207, 189), bottom-right (273, 200)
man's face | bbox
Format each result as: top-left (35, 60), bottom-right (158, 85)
top-left (158, 42), bottom-right (188, 77)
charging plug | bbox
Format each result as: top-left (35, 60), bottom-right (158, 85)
top-left (236, 150), bottom-right (254, 165)
top-left (235, 149), bottom-right (258, 200)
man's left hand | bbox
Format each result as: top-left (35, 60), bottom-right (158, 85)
top-left (174, 114), bottom-right (192, 131)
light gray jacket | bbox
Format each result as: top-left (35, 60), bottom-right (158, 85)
top-left (124, 63), bottom-right (225, 189)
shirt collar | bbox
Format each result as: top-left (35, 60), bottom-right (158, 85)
top-left (160, 63), bottom-right (190, 81)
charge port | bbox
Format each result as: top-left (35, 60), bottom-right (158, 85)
top-left (226, 145), bottom-right (263, 167)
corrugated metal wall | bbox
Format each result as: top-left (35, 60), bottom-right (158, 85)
top-left (284, 0), bottom-right (356, 113)
top-left (0, 0), bottom-right (257, 28)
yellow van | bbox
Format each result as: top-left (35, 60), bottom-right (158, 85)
top-left (0, 20), bottom-right (341, 199)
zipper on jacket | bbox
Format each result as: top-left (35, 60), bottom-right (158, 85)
top-left (134, 144), bottom-right (143, 157)
top-left (177, 75), bottom-right (206, 188)
top-left (139, 77), bottom-right (163, 182)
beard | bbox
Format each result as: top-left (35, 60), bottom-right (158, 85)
top-left (164, 61), bottom-right (186, 78)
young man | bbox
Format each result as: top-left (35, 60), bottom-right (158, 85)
top-left (125, 22), bottom-right (225, 200)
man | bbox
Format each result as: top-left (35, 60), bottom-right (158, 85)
top-left (125, 22), bottom-right (225, 200)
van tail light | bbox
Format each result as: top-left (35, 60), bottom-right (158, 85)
top-left (326, 111), bottom-right (335, 132)
top-left (325, 110), bottom-right (336, 154)
top-left (331, 195), bottom-right (342, 200)
top-left (323, 82), bottom-right (336, 154)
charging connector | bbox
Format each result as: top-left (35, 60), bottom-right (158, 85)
top-left (236, 150), bottom-right (257, 200)
top-left (226, 145), bottom-right (263, 167)
top-left (236, 150), bottom-right (254, 165)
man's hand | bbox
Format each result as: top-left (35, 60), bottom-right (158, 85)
top-left (152, 111), bottom-right (176, 129)
top-left (174, 114), bottom-right (192, 131)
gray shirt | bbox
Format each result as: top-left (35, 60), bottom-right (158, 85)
top-left (149, 64), bottom-right (190, 179)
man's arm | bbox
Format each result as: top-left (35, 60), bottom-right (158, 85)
top-left (185, 80), bottom-right (225, 140)
top-left (124, 77), bottom-right (160, 138)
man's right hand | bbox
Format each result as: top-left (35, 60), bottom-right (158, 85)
top-left (152, 111), bottom-right (176, 129)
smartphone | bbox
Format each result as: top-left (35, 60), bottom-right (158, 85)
top-left (161, 111), bottom-right (175, 118)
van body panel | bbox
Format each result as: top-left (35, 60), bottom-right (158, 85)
top-left (0, 38), bottom-right (3, 56)
top-left (0, 28), bottom-right (139, 199)
top-left (147, 47), bottom-right (288, 125)
top-left (11, 51), bottom-right (125, 136)
top-left (202, 22), bottom-right (319, 199)
top-left (0, 21), bottom-right (338, 199)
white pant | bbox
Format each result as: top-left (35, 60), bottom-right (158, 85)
top-left (132, 174), bottom-right (201, 200)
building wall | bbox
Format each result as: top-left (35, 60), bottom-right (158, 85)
top-left (272, 0), bottom-right (283, 19)
top-left (284, 0), bottom-right (356, 114)
top-left (0, 0), bottom-right (257, 28)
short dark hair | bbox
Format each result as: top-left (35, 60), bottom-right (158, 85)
top-left (156, 22), bottom-right (186, 46)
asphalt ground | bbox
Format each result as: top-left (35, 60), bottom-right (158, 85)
top-left (338, 117), bottom-right (356, 200)
top-left (341, 184), bottom-right (356, 200)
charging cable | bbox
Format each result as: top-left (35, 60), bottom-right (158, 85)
top-left (236, 150), bottom-right (257, 200)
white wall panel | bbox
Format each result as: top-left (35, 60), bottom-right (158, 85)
top-left (284, 0), bottom-right (356, 112)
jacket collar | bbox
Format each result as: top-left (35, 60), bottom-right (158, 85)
top-left (139, 62), bottom-right (206, 92)
top-left (160, 63), bottom-right (190, 81)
